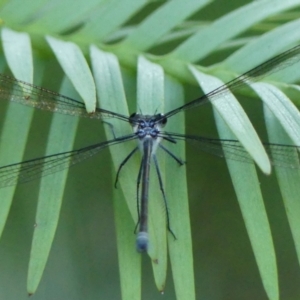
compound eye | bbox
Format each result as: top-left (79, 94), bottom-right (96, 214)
top-left (129, 112), bottom-right (138, 124)
top-left (158, 113), bottom-right (167, 125)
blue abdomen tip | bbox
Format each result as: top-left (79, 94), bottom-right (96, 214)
top-left (136, 232), bottom-right (149, 252)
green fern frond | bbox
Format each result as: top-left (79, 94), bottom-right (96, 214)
top-left (1, 1), bottom-right (300, 299)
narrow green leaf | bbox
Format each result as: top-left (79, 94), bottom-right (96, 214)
top-left (0, 30), bottom-right (34, 238)
top-left (27, 77), bottom-right (79, 294)
top-left (198, 73), bottom-right (278, 300)
top-left (114, 189), bottom-right (141, 300)
top-left (217, 116), bottom-right (279, 300)
top-left (123, 0), bottom-right (210, 51)
top-left (46, 36), bottom-right (96, 112)
top-left (189, 66), bottom-right (271, 174)
top-left (26, 0), bottom-right (103, 33)
top-left (165, 76), bottom-right (195, 300)
top-left (90, 45), bottom-right (141, 300)
top-left (271, 58), bottom-right (300, 84)
top-left (1, 27), bottom-right (33, 83)
top-left (222, 18), bottom-right (300, 73)
top-left (74, 0), bottom-right (147, 42)
top-left (264, 105), bottom-right (300, 268)
top-left (137, 55), bottom-right (167, 291)
top-left (251, 83), bottom-right (300, 145)
top-left (172, 0), bottom-right (300, 62)
top-left (0, 99), bottom-right (34, 239)
top-left (137, 55), bottom-right (164, 112)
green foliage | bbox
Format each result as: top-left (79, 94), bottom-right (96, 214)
top-left (1, 0), bottom-right (300, 299)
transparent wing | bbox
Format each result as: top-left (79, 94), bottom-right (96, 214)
top-left (164, 44), bottom-right (300, 119)
top-left (162, 132), bottom-right (300, 168)
top-left (0, 74), bottom-right (129, 121)
top-left (0, 134), bottom-right (137, 188)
